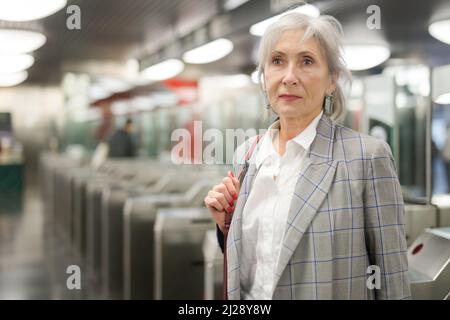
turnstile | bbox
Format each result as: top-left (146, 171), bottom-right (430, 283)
top-left (85, 178), bottom-right (116, 298)
top-left (408, 227), bottom-right (450, 299)
top-left (154, 207), bottom-right (214, 300)
top-left (72, 172), bottom-right (109, 257)
top-left (54, 167), bottom-right (95, 242)
top-left (405, 204), bottom-right (437, 246)
top-left (202, 230), bottom-right (223, 300)
top-left (102, 172), bottom-right (210, 299)
top-left (86, 165), bottom-right (168, 288)
top-left (39, 154), bottom-right (229, 300)
top-left (101, 183), bottom-right (142, 299)
top-left (123, 196), bottom-right (159, 300)
top-left (432, 195), bottom-right (450, 228)
top-left (123, 180), bottom-right (216, 299)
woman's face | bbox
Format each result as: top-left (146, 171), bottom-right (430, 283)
top-left (264, 29), bottom-right (336, 120)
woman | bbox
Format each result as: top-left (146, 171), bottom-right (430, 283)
top-left (204, 12), bottom-right (411, 300)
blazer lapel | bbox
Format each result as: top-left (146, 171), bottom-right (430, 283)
top-left (228, 161), bottom-right (259, 249)
top-left (227, 158), bottom-right (259, 299)
top-left (229, 140), bottom-right (262, 252)
top-left (274, 114), bottom-right (338, 284)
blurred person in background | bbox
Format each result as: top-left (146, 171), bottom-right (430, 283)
top-left (107, 118), bottom-right (136, 158)
top-left (204, 12), bottom-right (410, 300)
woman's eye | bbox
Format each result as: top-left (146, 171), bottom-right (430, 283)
top-left (272, 57), bottom-right (282, 65)
top-left (303, 58), bottom-right (313, 65)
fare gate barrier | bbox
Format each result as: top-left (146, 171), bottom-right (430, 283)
top-left (123, 180), bottom-right (217, 300)
top-left (404, 204), bottom-right (437, 246)
top-left (100, 171), bottom-right (213, 299)
top-left (408, 227), bottom-right (450, 300)
top-left (154, 207), bottom-right (215, 300)
top-left (203, 230), bottom-right (224, 300)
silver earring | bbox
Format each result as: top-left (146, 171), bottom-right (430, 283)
top-left (264, 92), bottom-right (271, 110)
top-left (323, 94), bottom-right (333, 115)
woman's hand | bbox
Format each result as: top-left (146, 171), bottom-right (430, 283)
top-left (204, 171), bottom-right (240, 232)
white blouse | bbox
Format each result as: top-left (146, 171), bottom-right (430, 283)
top-left (240, 111), bottom-right (323, 300)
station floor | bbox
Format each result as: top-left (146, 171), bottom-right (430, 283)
top-left (0, 162), bottom-right (91, 300)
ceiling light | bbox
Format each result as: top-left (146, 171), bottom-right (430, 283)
top-left (0, 54), bottom-right (34, 73)
top-left (131, 75), bottom-right (154, 86)
top-left (428, 19), bottom-right (450, 45)
top-left (0, 0), bottom-right (67, 22)
top-left (0, 71), bottom-right (28, 87)
top-left (0, 29), bottom-right (46, 54)
top-left (97, 77), bottom-right (132, 93)
top-left (432, 65), bottom-right (450, 104)
top-left (250, 4), bottom-right (320, 36)
top-left (183, 38), bottom-right (234, 64)
top-left (141, 59), bottom-right (184, 81)
top-left (224, 0), bottom-right (250, 11)
top-left (342, 45), bottom-right (390, 71)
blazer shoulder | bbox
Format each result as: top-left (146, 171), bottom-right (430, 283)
top-left (333, 124), bottom-right (394, 160)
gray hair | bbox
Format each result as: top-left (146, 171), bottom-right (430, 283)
top-left (257, 12), bottom-right (351, 120)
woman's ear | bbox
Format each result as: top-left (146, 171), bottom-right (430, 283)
top-left (260, 73), bottom-right (266, 92)
top-left (327, 73), bottom-right (338, 95)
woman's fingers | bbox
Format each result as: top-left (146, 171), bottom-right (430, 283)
top-left (213, 183), bottom-right (234, 207)
top-left (228, 171), bottom-right (240, 195)
top-left (204, 194), bottom-right (227, 229)
top-left (222, 177), bottom-right (238, 202)
top-left (205, 194), bottom-right (222, 212)
top-left (204, 173), bottom-right (243, 230)
top-left (209, 190), bottom-right (233, 212)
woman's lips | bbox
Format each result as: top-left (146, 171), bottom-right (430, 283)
top-left (279, 94), bottom-right (302, 102)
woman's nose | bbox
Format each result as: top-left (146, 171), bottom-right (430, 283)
top-left (282, 65), bottom-right (298, 86)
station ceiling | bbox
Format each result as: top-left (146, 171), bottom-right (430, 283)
top-left (2, 0), bottom-right (450, 85)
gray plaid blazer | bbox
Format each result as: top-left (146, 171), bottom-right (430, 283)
top-left (227, 113), bottom-right (411, 300)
